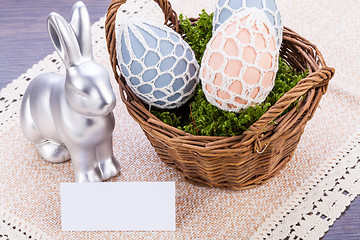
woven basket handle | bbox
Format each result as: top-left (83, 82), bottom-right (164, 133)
top-left (244, 66), bottom-right (335, 139)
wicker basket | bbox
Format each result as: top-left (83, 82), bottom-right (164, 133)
top-left (105, 0), bottom-right (335, 190)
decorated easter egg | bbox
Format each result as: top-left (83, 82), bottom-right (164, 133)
top-left (213, 0), bottom-right (283, 47)
top-left (116, 20), bottom-right (199, 109)
top-left (200, 9), bottom-right (279, 113)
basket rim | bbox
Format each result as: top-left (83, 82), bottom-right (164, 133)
top-left (105, 0), bottom-right (335, 148)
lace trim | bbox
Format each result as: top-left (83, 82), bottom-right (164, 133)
top-left (0, 54), bottom-right (61, 136)
top-left (251, 131), bottom-right (360, 239)
top-left (0, 207), bottom-right (53, 240)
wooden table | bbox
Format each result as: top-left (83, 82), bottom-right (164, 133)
top-left (0, 0), bottom-right (358, 239)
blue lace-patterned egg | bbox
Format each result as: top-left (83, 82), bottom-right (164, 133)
top-left (213, 0), bottom-right (283, 47)
top-left (116, 20), bottom-right (199, 109)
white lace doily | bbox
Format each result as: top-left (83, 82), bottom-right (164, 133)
top-left (1, 1), bottom-right (359, 239)
top-left (0, 207), bottom-right (52, 240)
top-left (251, 131), bottom-right (360, 239)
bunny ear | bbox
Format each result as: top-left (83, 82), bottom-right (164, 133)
top-left (70, 1), bottom-right (93, 61)
top-left (48, 12), bottom-right (82, 68)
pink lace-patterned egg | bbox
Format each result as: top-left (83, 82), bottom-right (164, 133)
top-left (200, 9), bottom-right (279, 113)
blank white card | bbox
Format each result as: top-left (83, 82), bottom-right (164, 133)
top-left (60, 182), bottom-right (175, 231)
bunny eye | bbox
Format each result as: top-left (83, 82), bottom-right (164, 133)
top-left (72, 88), bottom-right (87, 98)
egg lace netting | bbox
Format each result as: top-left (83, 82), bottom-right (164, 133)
top-left (213, 0), bottom-right (283, 48)
top-left (200, 9), bottom-right (279, 113)
top-left (116, 20), bottom-right (199, 109)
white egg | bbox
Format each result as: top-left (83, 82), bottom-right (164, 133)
top-left (116, 20), bottom-right (199, 109)
top-left (213, 0), bottom-right (283, 47)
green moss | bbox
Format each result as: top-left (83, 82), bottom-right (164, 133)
top-left (151, 10), bottom-right (308, 137)
top-left (179, 10), bottom-right (213, 64)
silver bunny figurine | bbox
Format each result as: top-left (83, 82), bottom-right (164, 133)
top-left (20, 1), bottom-right (121, 182)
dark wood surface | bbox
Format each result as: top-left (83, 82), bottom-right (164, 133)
top-left (0, 0), bottom-right (111, 89)
top-left (0, 1), bottom-right (359, 239)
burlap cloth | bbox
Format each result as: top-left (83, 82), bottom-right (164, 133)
top-left (0, 0), bottom-right (360, 239)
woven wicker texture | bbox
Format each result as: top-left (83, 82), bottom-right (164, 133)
top-left (105, 0), bottom-right (335, 190)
